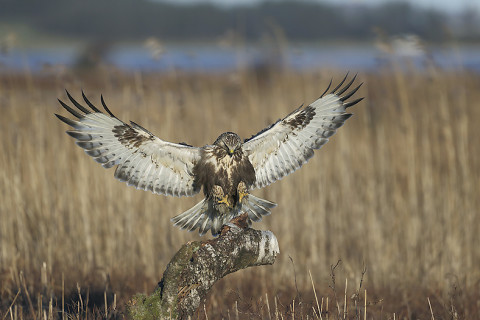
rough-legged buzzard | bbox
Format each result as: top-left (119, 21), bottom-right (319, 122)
top-left (56, 74), bottom-right (363, 236)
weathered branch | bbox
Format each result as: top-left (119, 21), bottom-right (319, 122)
top-left (127, 218), bottom-right (279, 319)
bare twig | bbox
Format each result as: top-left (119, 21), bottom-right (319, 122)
top-left (329, 260), bottom-right (342, 318)
top-left (343, 278), bottom-right (347, 319)
top-left (364, 290), bottom-right (367, 320)
top-left (308, 270), bottom-right (322, 320)
top-left (289, 256), bottom-right (302, 314)
top-left (104, 290), bottom-right (108, 318)
top-left (266, 293), bottom-right (272, 320)
top-left (428, 297), bottom-right (435, 320)
top-left (20, 272), bottom-right (36, 320)
top-left (353, 263), bottom-right (368, 318)
top-left (62, 273), bottom-right (65, 320)
top-left (1, 289), bottom-right (20, 320)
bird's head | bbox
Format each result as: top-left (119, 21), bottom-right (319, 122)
top-left (214, 132), bottom-right (242, 156)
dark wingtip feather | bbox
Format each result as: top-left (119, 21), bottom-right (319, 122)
top-left (54, 113), bottom-right (67, 122)
top-left (320, 78), bottom-right (333, 98)
top-left (100, 94), bottom-right (116, 117)
top-left (58, 98), bottom-right (83, 118)
top-left (331, 72), bottom-right (349, 94)
top-left (82, 90), bottom-right (101, 113)
top-left (344, 97), bottom-right (364, 109)
top-left (55, 113), bottom-right (78, 127)
top-left (336, 73), bottom-right (357, 96)
top-left (340, 82), bottom-right (363, 102)
top-left (65, 90), bottom-right (91, 114)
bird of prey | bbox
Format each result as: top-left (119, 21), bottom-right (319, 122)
top-left (56, 75), bottom-right (363, 236)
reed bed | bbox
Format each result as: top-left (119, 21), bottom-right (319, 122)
top-left (0, 66), bottom-right (479, 319)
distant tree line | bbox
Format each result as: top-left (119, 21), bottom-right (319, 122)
top-left (1, 0), bottom-right (479, 43)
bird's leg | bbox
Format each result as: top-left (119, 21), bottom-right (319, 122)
top-left (217, 195), bottom-right (231, 207)
top-left (237, 181), bottom-right (249, 204)
top-left (212, 185), bottom-right (231, 208)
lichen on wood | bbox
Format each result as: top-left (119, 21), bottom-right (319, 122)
top-left (127, 221), bottom-right (279, 319)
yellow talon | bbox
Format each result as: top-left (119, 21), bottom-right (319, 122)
top-left (217, 195), bottom-right (231, 207)
top-left (238, 191), bottom-right (247, 203)
top-left (237, 181), bottom-right (248, 203)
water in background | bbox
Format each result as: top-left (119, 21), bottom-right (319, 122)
top-left (1, 42), bottom-right (479, 73)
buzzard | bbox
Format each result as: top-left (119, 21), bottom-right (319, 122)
top-left (56, 74), bottom-right (363, 236)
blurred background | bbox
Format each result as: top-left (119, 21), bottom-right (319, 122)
top-left (1, 0), bottom-right (480, 319)
top-left (1, 0), bottom-right (479, 72)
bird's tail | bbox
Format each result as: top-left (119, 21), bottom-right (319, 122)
top-left (171, 195), bottom-right (277, 236)
top-left (171, 200), bottom-right (238, 236)
top-left (171, 200), bottom-right (215, 236)
top-left (242, 194), bottom-right (277, 222)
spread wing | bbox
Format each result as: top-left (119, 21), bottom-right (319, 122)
top-left (243, 74), bottom-right (363, 190)
top-left (55, 92), bottom-right (202, 197)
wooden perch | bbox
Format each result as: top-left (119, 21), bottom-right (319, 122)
top-left (127, 216), bottom-right (279, 319)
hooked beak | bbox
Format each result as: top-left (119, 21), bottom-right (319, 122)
top-left (229, 149), bottom-right (234, 155)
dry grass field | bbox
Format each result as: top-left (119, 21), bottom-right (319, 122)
top-left (0, 66), bottom-right (479, 319)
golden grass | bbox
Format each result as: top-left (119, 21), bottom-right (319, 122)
top-left (0, 67), bottom-right (479, 318)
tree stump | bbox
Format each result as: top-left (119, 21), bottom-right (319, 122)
top-left (127, 217), bottom-right (279, 319)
